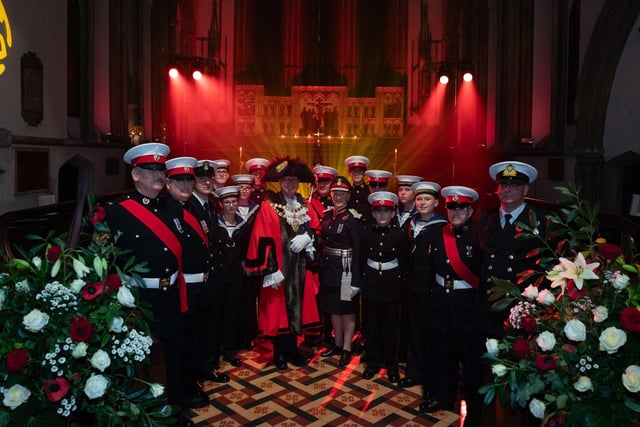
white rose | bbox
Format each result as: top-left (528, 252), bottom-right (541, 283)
top-left (564, 319), bottom-right (587, 342)
top-left (536, 331), bottom-right (557, 352)
top-left (0, 287), bottom-right (6, 309)
top-left (23, 309), bottom-right (49, 332)
top-left (84, 374), bottom-right (109, 399)
top-left (90, 349), bottom-right (111, 372)
top-left (536, 289), bottom-right (555, 306)
top-left (528, 398), bottom-right (546, 419)
top-left (117, 286), bottom-right (136, 308)
top-left (612, 271), bottom-right (630, 290)
top-left (485, 338), bottom-right (500, 356)
top-left (599, 326), bottom-right (627, 354)
top-left (72, 342), bottom-right (88, 358)
top-left (32, 256), bottom-right (42, 269)
top-left (2, 384), bottom-right (31, 410)
top-left (109, 317), bottom-right (124, 333)
top-left (15, 279), bottom-right (29, 293)
top-left (522, 285), bottom-right (539, 300)
top-left (573, 376), bottom-right (593, 392)
top-left (149, 383), bottom-right (165, 398)
top-left (622, 365), bottom-right (640, 393)
top-left (491, 364), bottom-right (507, 377)
top-left (593, 306), bottom-right (608, 323)
top-left (70, 279), bottom-right (86, 294)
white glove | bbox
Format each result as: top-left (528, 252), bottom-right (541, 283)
top-left (350, 286), bottom-right (360, 298)
top-left (263, 270), bottom-right (284, 289)
top-left (290, 233), bottom-right (312, 253)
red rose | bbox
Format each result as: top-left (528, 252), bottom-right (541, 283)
top-left (105, 274), bottom-right (122, 293)
top-left (522, 316), bottom-right (537, 334)
top-left (621, 307), bottom-right (640, 334)
top-left (599, 243), bottom-right (622, 261)
top-left (70, 316), bottom-right (93, 342)
top-left (544, 415), bottom-right (565, 427)
top-left (536, 354), bottom-right (556, 370)
top-left (514, 338), bottom-right (531, 359)
top-left (566, 279), bottom-right (586, 299)
top-left (562, 344), bottom-right (577, 353)
top-left (46, 245), bottom-right (63, 262)
top-left (6, 349), bottom-right (29, 373)
top-left (82, 282), bottom-right (105, 301)
top-left (90, 206), bottom-right (106, 225)
top-left (44, 377), bottom-right (69, 402)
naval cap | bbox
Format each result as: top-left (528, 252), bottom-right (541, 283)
top-left (330, 176), bottom-right (353, 192)
top-left (365, 169), bottom-right (393, 183)
top-left (123, 143), bottom-right (170, 170)
top-left (411, 181), bottom-right (441, 196)
top-left (344, 155), bottom-right (370, 170)
top-left (312, 165), bottom-right (339, 181)
top-left (367, 191), bottom-right (399, 207)
top-left (489, 161), bottom-right (538, 185)
top-left (396, 175), bottom-right (423, 187)
top-left (231, 174), bottom-right (255, 185)
top-left (166, 156), bottom-right (197, 179)
top-left (441, 186), bottom-right (479, 207)
top-left (214, 185), bottom-right (240, 199)
top-left (245, 157), bottom-right (270, 172)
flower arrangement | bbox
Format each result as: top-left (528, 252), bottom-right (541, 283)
top-left (480, 184), bottom-right (640, 426)
top-left (0, 195), bottom-right (176, 426)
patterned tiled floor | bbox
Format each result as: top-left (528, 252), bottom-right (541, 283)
top-left (188, 340), bottom-right (460, 426)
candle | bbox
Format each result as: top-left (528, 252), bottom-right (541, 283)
top-left (239, 146), bottom-right (244, 172)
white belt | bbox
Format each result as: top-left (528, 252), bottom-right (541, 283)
top-left (127, 271), bottom-right (178, 290)
top-left (435, 273), bottom-right (472, 290)
top-left (184, 272), bottom-right (208, 284)
top-left (366, 258), bottom-right (399, 271)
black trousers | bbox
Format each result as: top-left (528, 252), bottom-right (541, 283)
top-left (363, 298), bottom-right (400, 369)
top-left (405, 288), bottom-right (429, 381)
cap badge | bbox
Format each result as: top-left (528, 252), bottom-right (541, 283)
top-left (452, 195), bottom-right (459, 201)
top-left (183, 166), bottom-right (189, 173)
top-left (503, 164), bottom-right (517, 177)
top-left (153, 154), bottom-right (160, 161)
top-left (275, 160), bottom-right (288, 173)
top-left (203, 161), bottom-right (210, 171)
top-left (336, 178), bottom-right (343, 186)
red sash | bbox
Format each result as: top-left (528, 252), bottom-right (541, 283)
top-left (443, 224), bottom-right (479, 289)
top-left (183, 209), bottom-right (209, 248)
top-left (120, 199), bottom-right (188, 312)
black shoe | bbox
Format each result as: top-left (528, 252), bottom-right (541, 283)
top-left (362, 366), bottom-right (378, 379)
top-left (398, 377), bottom-right (419, 388)
top-left (419, 398), bottom-right (441, 413)
top-left (287, 352), bottom-right (310, 367)
top-left (200, 369), bottom-right (230, 383)
top-left (321, 346), bottom-right (342, 357)
top-left (338, 350), bottom-right (352, 367)
top-left (351, 340), bottom-right (365, 355)
top-left (387, 369), bottom-right (400, 383)
top-left (274, 354), bottom-right (288, 370)
top-left (224, 356), bottom-right (242, 367)
top-left (243, 341), bottom-right (254, 350)
top-left (176, 390), bottom-right (210, 409)
top-left (171, 414), bottom-right (195, 427)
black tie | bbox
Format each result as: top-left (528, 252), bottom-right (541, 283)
top-left (203, 202), bottom-right (211, 219)
top-left (503, 213), bottom-right (512, 229)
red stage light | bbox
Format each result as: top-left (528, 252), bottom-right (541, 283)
top-left (463, 72), bottom-right (473, 82)
top-left (192, 70), bottom-right (203, 81)
top-left (168, 67), bottom-right (179, 79)
top-left (439, 75), bottom-right (450, 85)
top-left (191, 61), bottom-right (204, 81)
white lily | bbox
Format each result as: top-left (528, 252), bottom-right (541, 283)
top-left (557, 252), bottom-right (600, 290)
top-left (72, 257), bottom-right (91, 279)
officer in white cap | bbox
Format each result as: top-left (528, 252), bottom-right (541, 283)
top-left (365, 169), bottom-right (393, 193)
top-left (399, 181), bottom-right (448, 390)
top-left (344, 155), bottom-right (371, 220)
top-left (420, 185), bottom-right (483, 427)
top-left (310, 165), bottom-right (339, 224)
top-left (245, 157), bottom-right (270, 204)
top-left (212, 159), bottom-right (231, 191)
top-left (104, 143), bottom-right (212, 410)
top-left (476, 161), bottom-right (550, 337)
top-left (360, 191), bottom-right (408, 384)
top-left (395, 175), bottom-right (422, 228)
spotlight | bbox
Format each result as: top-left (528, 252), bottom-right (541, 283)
top-left (191, 61), bottom-right (204, 81)
top-left (461, 63), bottom-right (474, 82)
top-left (437, 63), bottom-right (450, 85)
top-left (168, 66), bottom-right (179, 79)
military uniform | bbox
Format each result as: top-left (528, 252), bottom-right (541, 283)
top-left (360, 191), bottom-right (409, 382)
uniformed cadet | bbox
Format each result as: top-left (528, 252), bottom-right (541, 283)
top-left (420, 186), bottom-right (484, 427)
top-left (344, 155), bottom-right (370, 219)
top-left (245, 157), bottom-right (270, 204)
top-left (210, 185), bottom-right (253, 368)
top-left (230, 173), bottom-right (261, 350)
top-left (365, 169), bottom-right (393, 193)
top-left (317, 176), bottom-right (362, 368)
top-left (360, 191), bottom-right (409, 384)
top-left (188, 160), bottom-right (215, 232)
top-left (399, 182), bottom-right (447, 389)
top-left (165, 157), bottom-right (229, 389)
top-left (103, 144), bottom-right (207, 414)
top-left (395, 175), bottom-right (422, 228)
top-left (475, 160), bottom-right (549, 338)
top-left (212, 159), bottom-right (231, 191)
